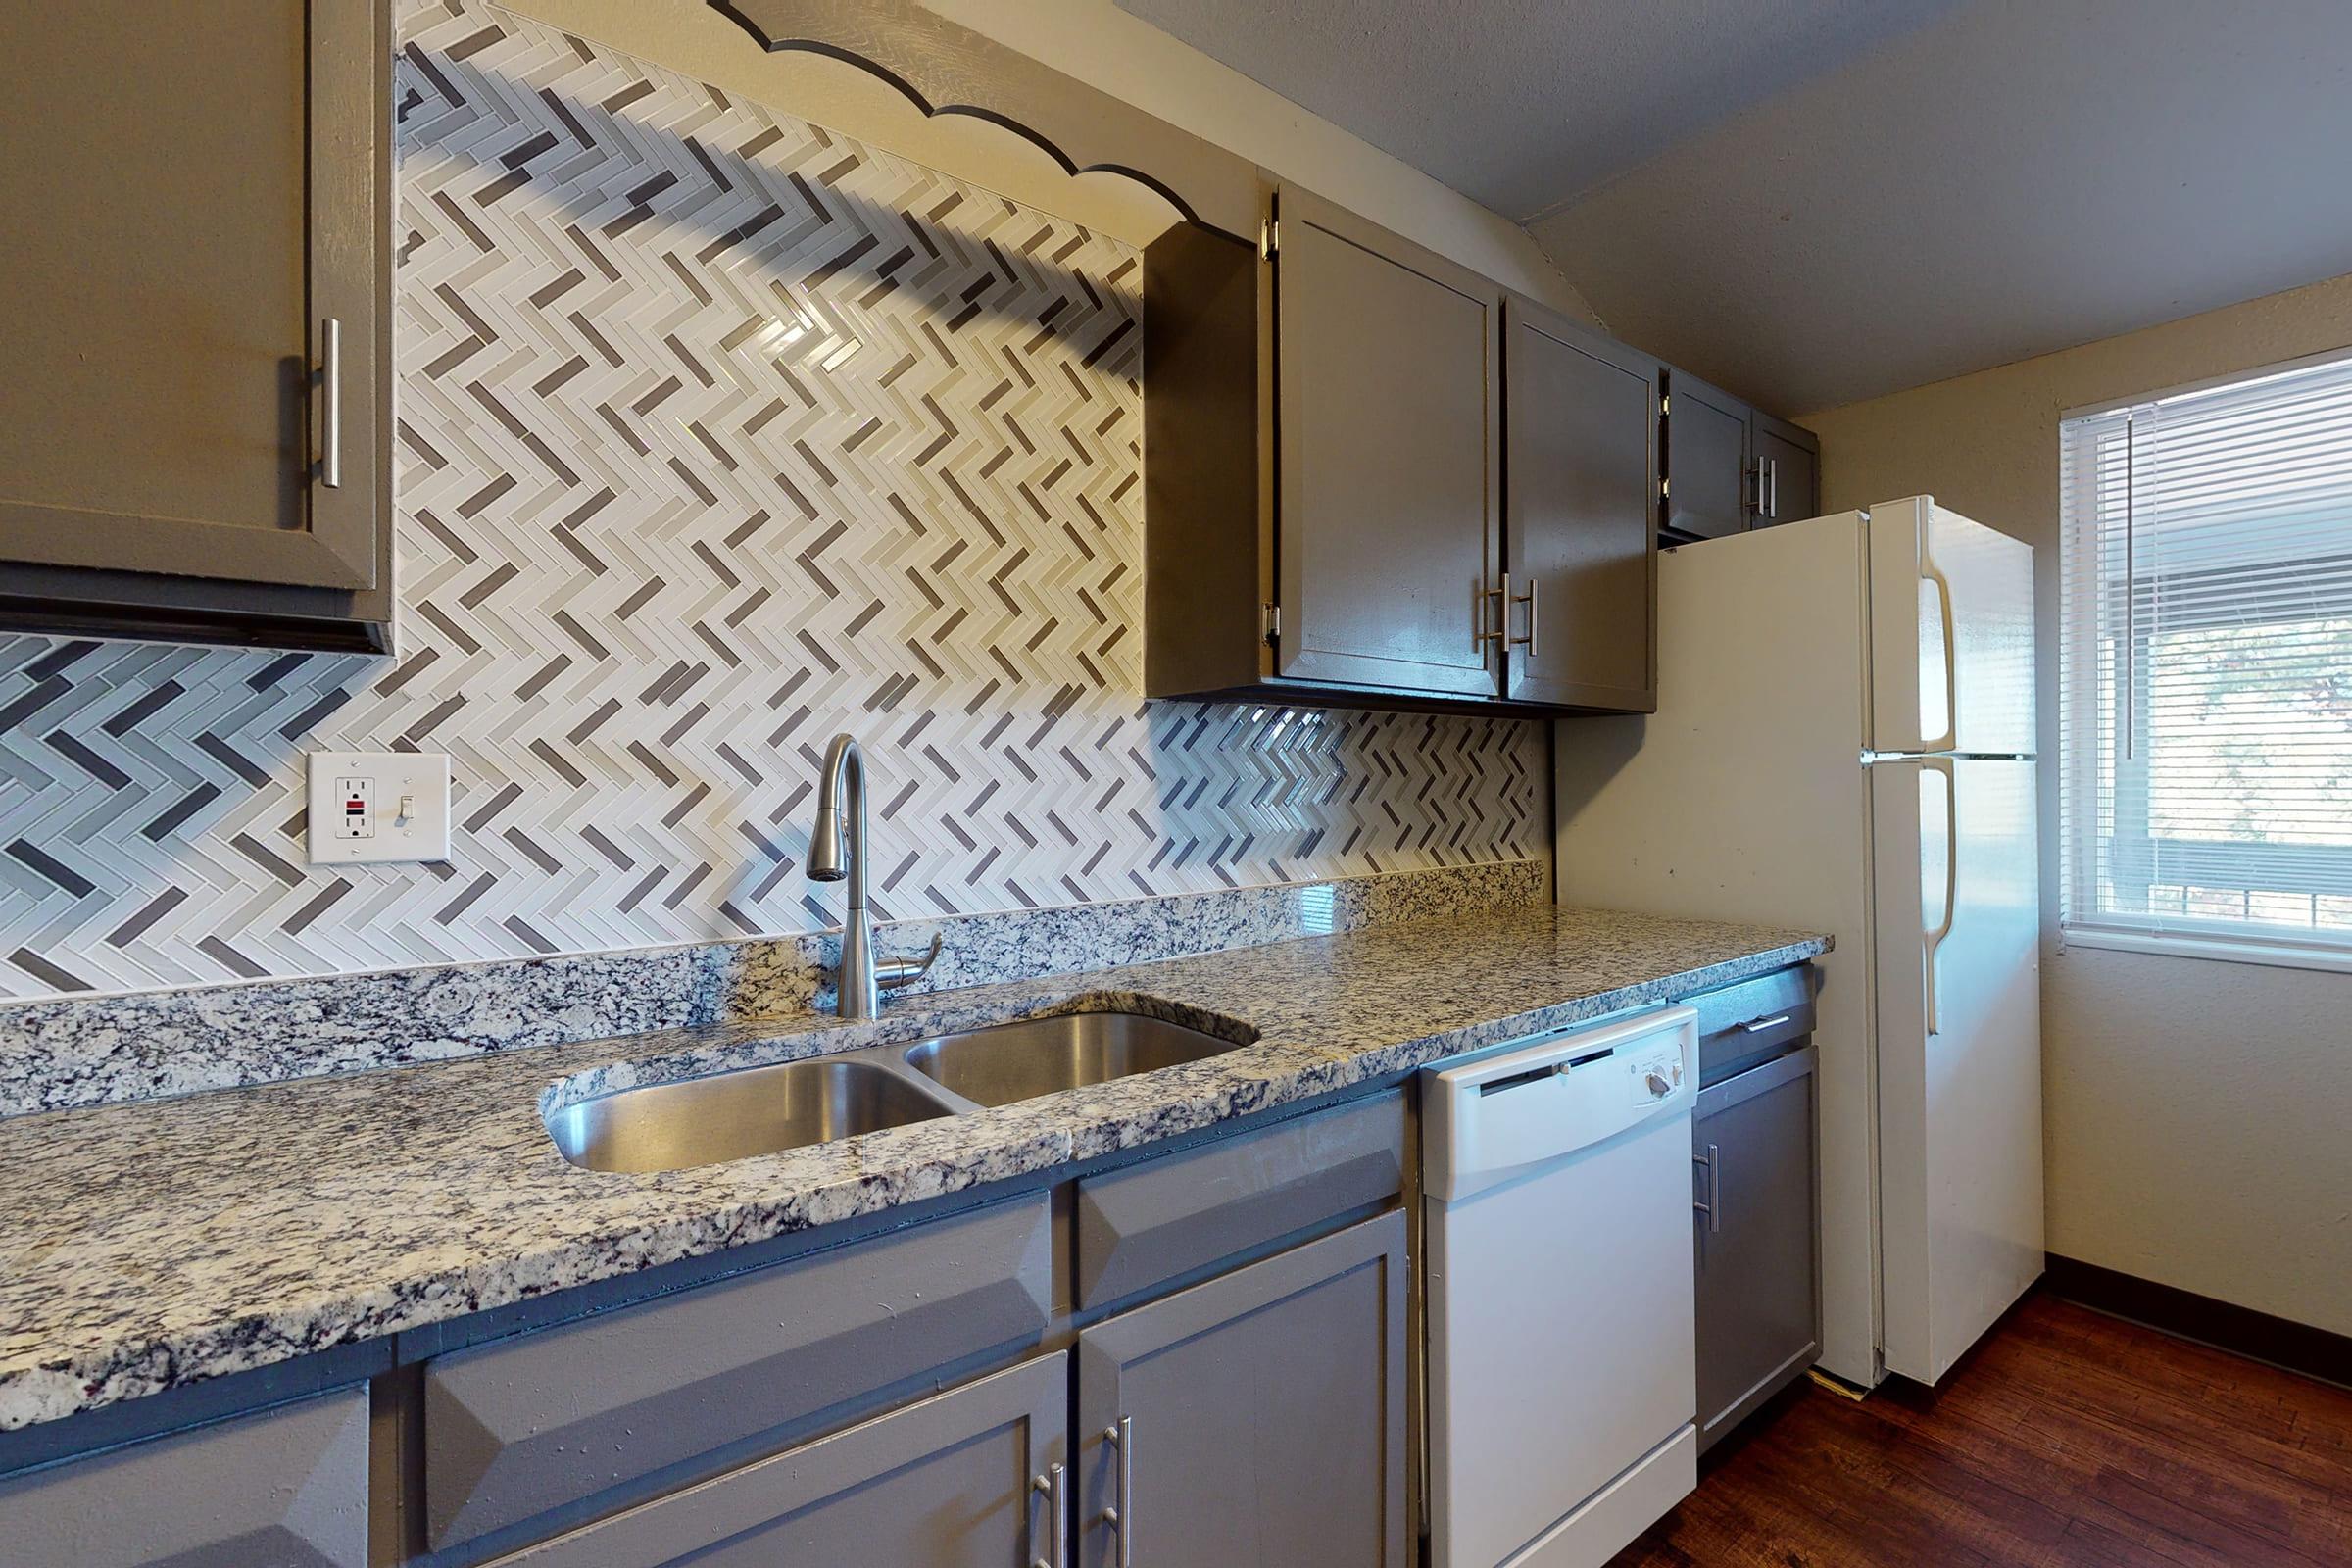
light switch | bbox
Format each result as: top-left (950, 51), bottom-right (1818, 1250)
top-left (308, 752), bottom-right (451, 865)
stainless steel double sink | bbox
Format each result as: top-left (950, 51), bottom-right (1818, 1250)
top-left (547, 1009), bottom-right (1254, 1175)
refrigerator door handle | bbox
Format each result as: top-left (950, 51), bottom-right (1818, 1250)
top-left (1921, 757), bottom-right (1959, 1035)
top-left (1922, 557), bottom-right (1959, 754)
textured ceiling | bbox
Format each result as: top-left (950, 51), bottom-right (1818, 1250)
top-left (1114, 0), bottom-right (1958, 220)
top-left (1117, 0), bottom-right (2352, 413)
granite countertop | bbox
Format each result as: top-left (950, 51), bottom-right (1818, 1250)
top-left (0, 906), bottom-right (1825, 1432)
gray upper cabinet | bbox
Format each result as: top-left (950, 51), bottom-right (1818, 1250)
top-left (0, 1), bottom-right (392, 652)
top-left (1074, 1210), bottom-right (1409, 1568)
top-left (1749, 411), bottom-right (1821, 529)
top-left (1501, 299), bottom-right (1658, 712)
top-left (495, 1354), bottom-right (1068, 1568)
top-left (1272, 189), bottom-right (1502, 699)
top-left (0, 1387), bottom-right (369, 1568)
top-left (1143, 191), bottom-right (1510, 711)
top-left (1662, 368), bottom-right (1821, 542)
top-left (1661, 370), bottom-right (1753, 541)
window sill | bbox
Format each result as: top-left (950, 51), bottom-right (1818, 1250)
top-left (2059, 925), bottom-right (2352, 976)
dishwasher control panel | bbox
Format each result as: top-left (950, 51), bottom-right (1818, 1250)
top-left (1628, 1046), bottom-right (1687, 1106)
top-left (1422, 1005), bottom-right (1698, 1203)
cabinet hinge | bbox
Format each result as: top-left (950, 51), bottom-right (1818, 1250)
top-left (1660, 477), bottom-right (1671, 500)
top-left (1659, 395), bottom-right (1670, 416)
top-left (1259, 218), bottom-right (1279, 261)
top-left (1261, 602), bottom-right (1281, 642)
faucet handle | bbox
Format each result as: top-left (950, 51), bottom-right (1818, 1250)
top-left (875, 932), bottom-right (944, 991)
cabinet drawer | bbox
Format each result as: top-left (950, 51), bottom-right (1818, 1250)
top-left (1690, 964), bottom-right (1816, 1085)
top-left (424, 1193), bottom-right (1053, 1552)
top-left (494, 1354), bottom-right (1066, 1568)
top-left (1075, 1091), bottom-right (1405, 1309)
top-left (0, 1387), bottom-right (368, 1568)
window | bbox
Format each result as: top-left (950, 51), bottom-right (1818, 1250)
top-left (2060, 351), bottom-right (2352, 967)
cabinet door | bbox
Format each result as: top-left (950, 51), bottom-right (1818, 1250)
top-left (1693, 1049), bottom-right (1821, 1451)
top-left (1275, 189), bottom-right (1501, 698)
top-left (1502, 300), bottom-right (1657, 711)
top-left (0, 1388), bottom-right (368, 1568)
top-left (1075, 1211), bottom-right (1407, 1568)
top-left (497, 1355), bottom-right (1067, 1567)
top-left (0, 3), bottom-right (385, 599)
top-left (1750, 416), bottom-right (1819, 529)
top-left (1663, 372), bottom-right (1751, 541)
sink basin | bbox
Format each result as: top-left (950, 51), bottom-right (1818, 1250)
top-left (548, 1057), bottom-right (956, 1174)
top-left (903, 1010), bottom-right (1250, 1107)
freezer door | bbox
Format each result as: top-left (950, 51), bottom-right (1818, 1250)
top-left (1868, 497), bottom-right (2035, 756)
top-left (1870, 756), bottom-right (2043, 1386)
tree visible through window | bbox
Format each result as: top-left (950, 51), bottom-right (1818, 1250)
top-left (2060, 352), bottom-right (2352, 958)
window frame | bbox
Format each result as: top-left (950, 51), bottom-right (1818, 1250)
top-left (2058, 346), bottom-right (2352, 972)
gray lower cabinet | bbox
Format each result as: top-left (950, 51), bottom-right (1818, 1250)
top-left (1073, 1089), bottom-right (1404, 1309)
top-left (0, 1387), bottom-right (369, 1568)
top-left (491, 1353), bottom-right (1068, 1567)
top-left (423, 1192), bottom-right (1054, 1553)
top-left (0, 0), bottom-right (392, 651)
top-left (1692, 1046), bottom-right (1821, 1451)
top-left (1074, 1210), bottom-right (1408, 1568)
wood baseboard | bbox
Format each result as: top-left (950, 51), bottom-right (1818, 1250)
top-left (2042, 1253), bottom-right (2352, 1390)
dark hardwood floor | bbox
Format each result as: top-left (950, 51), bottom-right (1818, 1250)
top-left (1613, 1293), bottom-right (2352, 1566)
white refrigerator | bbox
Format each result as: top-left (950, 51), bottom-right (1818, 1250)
top-left (1555, 496), bottom-right (2041, 1388)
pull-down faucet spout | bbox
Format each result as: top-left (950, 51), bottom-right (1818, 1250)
top-left (808, 733), bottom-right (940, 1018)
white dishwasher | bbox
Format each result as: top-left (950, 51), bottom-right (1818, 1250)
top-left (1424, 1004), bottom-right (1699, 1568)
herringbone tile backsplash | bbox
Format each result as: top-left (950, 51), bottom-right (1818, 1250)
top-left (0, 0), bottom-right (1544, 999)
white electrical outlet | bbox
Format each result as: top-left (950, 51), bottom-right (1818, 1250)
top-left (308, 752), bottom-right (451, 865)
top-left (334, 775), bottom-right (376, 840)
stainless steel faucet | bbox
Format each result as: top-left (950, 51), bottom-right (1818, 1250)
top-left (807, 733), bottom-right (941, 1018)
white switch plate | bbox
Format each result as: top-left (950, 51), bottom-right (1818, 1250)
top-left (307, 752), bottom-right (452, 865)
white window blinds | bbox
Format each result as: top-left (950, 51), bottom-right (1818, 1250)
top-left (2060, 352), bottom-right (2352, 960)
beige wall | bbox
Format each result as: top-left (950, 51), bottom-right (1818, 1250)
top-left (1805, 272), bottom-right (2352, 1336)
top-left (502, 0), bottom-right (1595, 318)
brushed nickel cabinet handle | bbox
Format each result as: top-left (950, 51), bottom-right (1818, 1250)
top-left (1769, 457), bottom-right (1780, 519)
top-left (1476, 574), bottom-right (1509, 648)
top-left (1102, 1416), bottom-right (1133, 1567)
top-left (1033, 1461), bottom-right (1067, 1568)
top-left (1509, 575), bottom-right (1538, 653)
top-left (1738, 1013), bottom-right (1793, 1033)
top-left (318, 318), bottom-right (343, 490)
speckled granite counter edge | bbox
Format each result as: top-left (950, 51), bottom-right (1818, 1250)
top-left (0, 858), bottom-right (1544, 1116)
top-left (0, 909), bottom-right (1825, 1431)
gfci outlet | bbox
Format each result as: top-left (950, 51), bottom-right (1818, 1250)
top-left (307, 752), bottom-right (452, 865)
